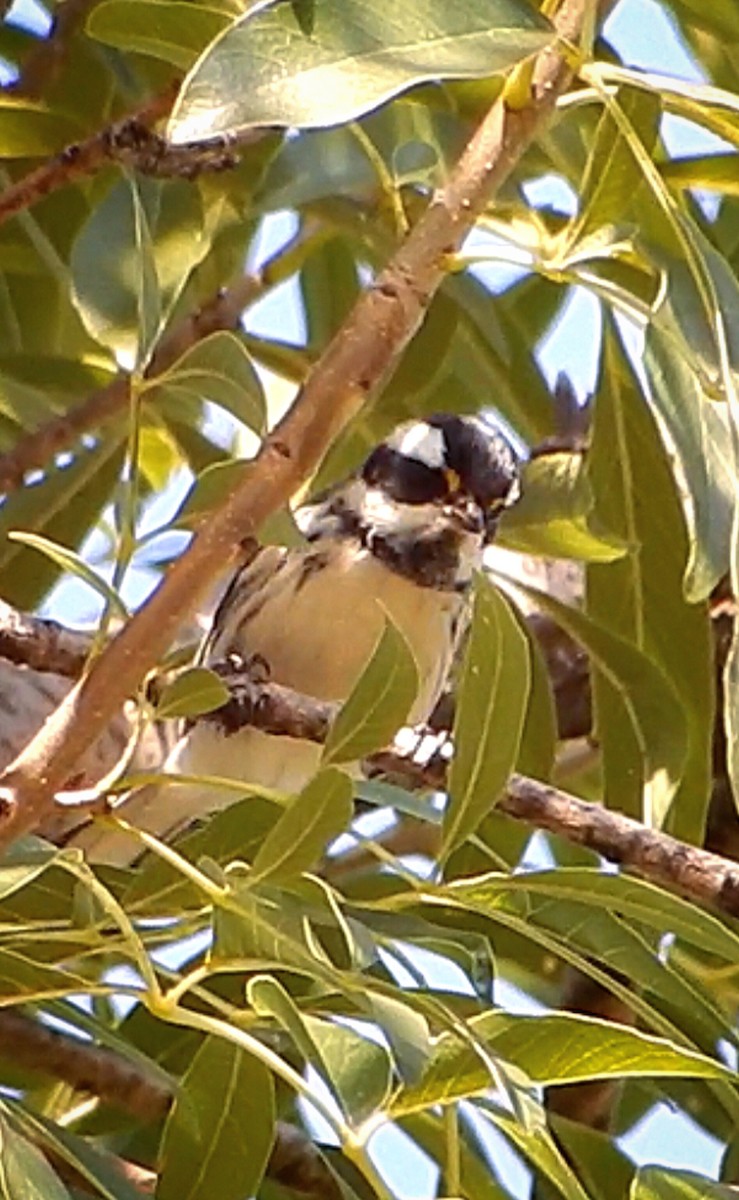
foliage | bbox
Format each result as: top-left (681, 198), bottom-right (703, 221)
top-left (0, 0), bottom-right (739, 1198)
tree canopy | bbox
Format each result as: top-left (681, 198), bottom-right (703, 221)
top-left (1, 0), bottom-right (739, 1197)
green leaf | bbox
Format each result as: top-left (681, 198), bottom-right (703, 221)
top-left (0, 1113), bottom-right (70, 1200)
top-left (0, 949), bottom-right (92, 1001)
top-left (449, 867), bottom-right (739, 964)
top-left (323, 618), bottom-right (418, 764)
top-left (147, 331), bottom-right (266, 434)
top-left (631, 1167), bottom-right (739, 1200)
top-left (478, 1096), bottom-right (594, 1200)
top-left (0, 434), bottom-right (126, 609)
top-left (7, 1101), bottom-right (145, 1200)
top-left (168, 0), bottom-right (552, 143)
top-left (87, 0), bottom-right (230, 70)
top-left (250, 975), bottom-right (393, 1125)
top-left (567, 85), bottom-right (661, 250)
top-left (495, 576), bottom-right (689, 824)
top-left (499, 451), bottom-right (628, 563)
top-left (587, 318), bottom-right (713, 838)
top-left (71, 178), bottom-right (207, 369)
top-left (392, 1010), bottom-right (733, 1116)
top-left (173, 459), bottom-right (251, 529)
top-left (300, 234), bottom-right (361, 348)
top-left (644, 309), bottom-right (736, 601)
top-left (301, 1013), bottom-right (393, 1126)
top-left (71, 177), bottom-right (159, 369)
top-left (6, 531), bottom-right (129, 621)
top-left (155, 667), bottom-right (230, 720)
top-left (250, 768), bottom-right (353, 884)
top-left (0, 99), bottom-right (83, 157)
top-left (123, 796), bottom-right (283, 914)
top-left (159, 1035), bottom-right (275, 1200)
top-left (365, 991), bottom-right (431, 1085)
top-left (442, 576), bottom-right (530, 859)
top-left (662, 153), bottom-right (739, 197)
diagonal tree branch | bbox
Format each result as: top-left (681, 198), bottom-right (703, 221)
top-left (0, 0), bottom-right (590, 846)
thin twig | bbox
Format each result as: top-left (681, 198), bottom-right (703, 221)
top-left (0, 0), bottom-right (590, 847)
top-left (0, 1009), bottom-right (341, 1199)
top-left (0, 87), bottom-right (179, 229)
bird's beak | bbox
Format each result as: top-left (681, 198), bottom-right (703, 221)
top-left (446, 496), bottom-right (485, 534)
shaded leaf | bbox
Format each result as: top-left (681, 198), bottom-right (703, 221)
top-left (443, 576), bottom-right (530, 858)
top-left (155, 667), bottom-right (230, 720)
top-left (159, 1035), bottom-right (274, 1200)
top-left (587, 318), bottom-right (713, 838)
top-left (146, 331), bottom-right (266, 434)
top-left (495, 576), bottom-right (689, 823)
top-left (644, 308), bottom-right (735, 602)
top-left (0, 99), bottom-right (83, 157)
top-left (0, 1113), bottom-right (70, 1200)
top-left (323, 619), bottom-right (418, 765)
top-left (250, 974), bottom-right (393, 1125)
top-left (7, 531), bottom-right (128, 621)
top-left (87, 0), bottom-right (229, 70)
top-left (71, 178), bottom-right (207, 369)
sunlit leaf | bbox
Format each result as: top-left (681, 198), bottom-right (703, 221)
top-left (630, 1167), bottom-right (739, 1199)
top-left (169, 0), bottom-right (552, 143)
top-left (250, 768), bottom-right (353, 883)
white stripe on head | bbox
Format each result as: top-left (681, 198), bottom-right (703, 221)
top-left (390, 422), bottom-right (446, 468)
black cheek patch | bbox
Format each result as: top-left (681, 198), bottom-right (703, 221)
top-left (362, 445), bottom-right (448, 505)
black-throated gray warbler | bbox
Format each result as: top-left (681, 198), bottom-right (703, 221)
top-left (73, 413), bottom-right (520, 864)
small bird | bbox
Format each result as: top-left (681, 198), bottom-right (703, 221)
top-left (72, 413), bottom-right (520, 865)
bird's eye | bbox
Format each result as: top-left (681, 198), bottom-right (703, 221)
top-left (391, 458), bottom-right (449, 504)
top-left (363, 446), bottom-right (448, 505)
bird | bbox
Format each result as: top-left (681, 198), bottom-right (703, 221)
top-left (70, 413), bottom-right (520, 865)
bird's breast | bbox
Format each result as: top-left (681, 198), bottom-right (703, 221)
top-left (224, 542), bottom-right (466, 721)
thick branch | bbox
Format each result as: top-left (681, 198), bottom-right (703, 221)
top-left (0, 1009), bottom-right (340, 1199)
top-left (0, 273), bottom-right (264, 493)
top-left (0, 0), bottom-right (589, 847)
